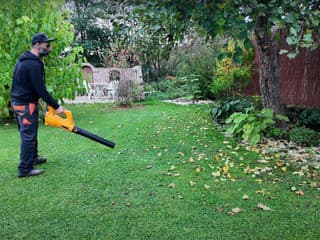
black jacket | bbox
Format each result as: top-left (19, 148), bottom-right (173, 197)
top-left (10, 51), bottom-right (59, 109)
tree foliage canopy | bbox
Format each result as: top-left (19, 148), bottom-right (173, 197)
top-left (127, 0), bottom-right (319, 114)
top-left (0, 0), bottom-right (84, 117)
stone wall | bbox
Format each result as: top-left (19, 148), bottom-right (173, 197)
top-left (82, 63), bottom-right (144, 101)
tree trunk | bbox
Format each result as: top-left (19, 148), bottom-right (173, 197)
top-left (255, 29), bottom-right (286, 116)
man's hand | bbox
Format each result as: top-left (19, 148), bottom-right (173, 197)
top-left (55, 106), bottom-right (65, 114)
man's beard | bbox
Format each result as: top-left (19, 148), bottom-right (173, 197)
top-left (39, 47), bottom-right (50, 57)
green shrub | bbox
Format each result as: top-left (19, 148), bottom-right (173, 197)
top-left (298, 109), bottom-right (320, 131)
top-left (289, 127), bottom-right (320, 147)
top-left (226, 107), bottom-right (289, 145)
top-left (231, 65), bottom-right (252, 92)
top-left (144, 77), bottom-right (185, 100)
top-left (179, 74), bottom-right (203, 102)
top-left (264, 126), bottom-right (287, 139)
top-left (211, 97), bottom-right (254, 124)
top-left (286, 107), bottom-right (320, 131)
top-left (174, 35), bottom-right (223, 99)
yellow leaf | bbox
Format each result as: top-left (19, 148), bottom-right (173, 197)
top-left (170, 165), bottom-right (176, 170)
top-left (281, 167), bottom-right (287, 172)
top-left (223, 164), bottom-right (229, 174)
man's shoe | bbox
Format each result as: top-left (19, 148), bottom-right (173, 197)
top-left (34, 156), bottom-right (47, 165)
top-left (18, 169), bottom-right (44, 178)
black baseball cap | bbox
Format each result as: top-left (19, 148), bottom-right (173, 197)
top-left (31, 32), bottom-right (55, 45)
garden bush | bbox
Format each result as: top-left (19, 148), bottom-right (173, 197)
top-left (210, 39), bottom-right (254, 99)
top-left (226, 107), bottom-right (288, 145)
top-left (298, 109), bottom-right (320, 131)
top-left (286, 107), bottom-right (320, 131)
top-left (173, 34), bottom-right (224, 99)
top-left (289, 127), bottom-right (320, 147)
top-left (211, 97), bottom-right (255, 124)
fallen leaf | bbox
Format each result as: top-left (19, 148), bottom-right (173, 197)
top-left (242, 194), bottom-right (249, 200)
top-left (215, 207), bottom-right (224, 212)
top-left (257, 203), bottom-right (272, 211)
top-left (178, 152), bottom-right (185, 157)
top-left (211, 171), bottom-right (221, 177)
top-left (228, 207), bottom-right (241, 215)
top-left (168, 183), bottom-right (175, 188)
top-left (125, 202), bottom-right (131, 208)
top-left (295, 190), bottom-right (304, 196)
top-left (258, 160), bottom-right (270, 164)
top-left (290, 186), bottom-right (297, 192)
top-left (223, 164), bottom-right (229, 174)
top-left (189, 181), bottom-right (196, 186)
top-left (170, 165), bottom-right (176, 170)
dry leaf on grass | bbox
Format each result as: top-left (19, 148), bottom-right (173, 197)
top-left (228, 207), bottom-right (241, 215)
top-left (257, 203), bottom-right (272, 211)
top-left (242, 194), bottom-right (249, 200)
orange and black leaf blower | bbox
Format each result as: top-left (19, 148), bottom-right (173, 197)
top-left (44, 106), bottom-right (115, 149)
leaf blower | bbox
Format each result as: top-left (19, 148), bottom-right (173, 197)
top-left (44, 106), bottom-right (115, 148)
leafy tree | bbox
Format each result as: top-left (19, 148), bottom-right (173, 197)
top-left (0, 0), bottom-right (84, 118)
top-left (130, 5), bottom-right (190, 81)
top-left (66, 0), bottom-right (125, 67)
top-left (125, 0), bottom-right (319, 116)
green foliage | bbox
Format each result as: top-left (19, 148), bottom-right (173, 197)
top-left (134, 0), bottom-right (319, 115)
top-left (298, 109), bottom-right (320, 130)
top-left (289, 127), bottom-right (320, 147)
top-left (286, 107), bottom-right (320, 131)
top-left (264, 126), bottom-right (287, 140)
top-left (179, 74), bottom-right (202, 102)
top-left (144, 77), bottom-right (185, 100)
top-left (226, 108), bottom-right (289, 145)
top-left (210, 40), bottom-right (253, 98)
top-left (211, 97), bottom-right (254, 124)
top-left (66, 0), bottom-right (117, 67)
top-left (174, 35), bottom-right (223, 99)
top-left (0, 0), bottom-right (84, 118)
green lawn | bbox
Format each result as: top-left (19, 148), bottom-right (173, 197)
top-left (0, 100), bottom-right (319, 240)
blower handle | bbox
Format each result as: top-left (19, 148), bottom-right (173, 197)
top-left (47, 106), bottom-right (74, 125)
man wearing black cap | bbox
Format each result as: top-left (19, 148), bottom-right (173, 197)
top-left (11, 32), bottom-right (66, 178)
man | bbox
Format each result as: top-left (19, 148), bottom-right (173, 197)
top-left (11, 32), bottom-right (65, 178)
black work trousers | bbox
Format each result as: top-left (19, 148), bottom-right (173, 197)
top-left (12, 103), bottom-right (39, 174)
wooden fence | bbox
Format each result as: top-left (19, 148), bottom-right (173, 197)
top-left (245, 35), bottom-right (320, 108)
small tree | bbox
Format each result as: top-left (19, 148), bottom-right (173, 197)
top-left (0, 0), bottom-right (84, 117)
